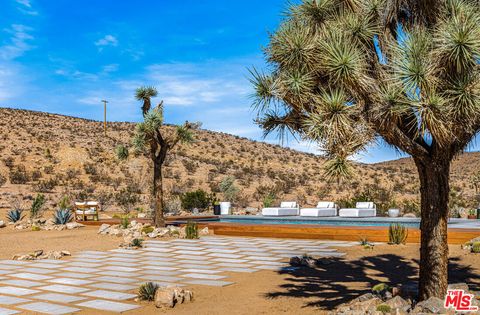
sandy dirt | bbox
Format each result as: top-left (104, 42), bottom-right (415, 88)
top-left (0, 227), bottom-right (479, 314)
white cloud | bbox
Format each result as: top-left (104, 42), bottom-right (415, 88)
top-left (102, 64), bottom-right (119, 73)
top-left (0, 24), bottom-right (35, 60)
top-left (145, 63), bottom-right (249, 106)
top-left (95, 35), bottom-right (118, 49)
top-left (15, 0), bottom-right (38, 15)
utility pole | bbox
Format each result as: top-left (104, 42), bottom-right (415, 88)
top-left (101, 100), bottom-right (108, 137)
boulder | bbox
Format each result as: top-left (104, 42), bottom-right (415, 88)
top-left (0, 220), bottom-right (6, 228)
top-left (154, 286), bottom-right (194, 308)
top-left (66, 222), bottom-right (84, 230)
top-left (199, 227), bottom-right (209, 235)
top-left (412, 297), bottom-right (449, 314)
top-left (98, 224), bottom-right (111, 234)
top-left (154, 287), bottom-right (176, 308)
top-left (385, 296), bottom-right (411, 312)
top-left (403, 213), bottom-right (417, 218)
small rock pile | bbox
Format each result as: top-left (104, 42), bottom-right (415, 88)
top-left (462, 236), bottom-right (480, 252)
top-left (13, 219), bottom-right (84, 231)
top-left (98, 221), bottom-right (209, 243)
top-left (333, 283), bottom-right (480, 314)
top-left (12, 249), bottom-right (71, 261)
top-left (154, 286), bottom-right (194, 308)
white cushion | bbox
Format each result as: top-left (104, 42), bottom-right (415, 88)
top-left (76, 210), bottom-right (96, 214)
top-left (300, 208), bottom-right (337, 217)
top-left (339, 208), bottom-right (376, 217)
top-left (316, 201), bottom-right (335, 208)
top-left (280, 201), bottom-right (297, 208)
top-left (262, 208), bottom-right (299, 216)
top-left (75, 202), bottom-right (86, 206)
top-left (86, 201), bottom-right (98, 206)
top-left (356, 202), bottom-right (375, 209)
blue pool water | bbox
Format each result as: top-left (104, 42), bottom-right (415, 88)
top-left (217, 217), bottom-right (421, 228)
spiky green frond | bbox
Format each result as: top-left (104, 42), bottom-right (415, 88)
top-left (390, 28), bottom-right (435, 96)
top-left (323, 156), bottom-right (355, 181)
top-left (176, 124), bottom-right (195, 144)
top-left (268, 19), bottom-right (318, 70)
top-left (434, 2), bottom-right (480, 74)
top-left (135, 86), bottom-right (158, 100)
top-left (317, 30), bottom-right (370, 89)
top-left (249, 68), bottom-right (278, 112)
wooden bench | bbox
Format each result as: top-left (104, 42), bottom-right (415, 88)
top-left (74, 201), bottom-right (99, 221)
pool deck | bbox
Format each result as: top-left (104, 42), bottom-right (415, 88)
top-left (83, 215), bottom-right (480, 244)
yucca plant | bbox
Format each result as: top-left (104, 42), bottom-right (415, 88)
top-left (30, 194), bottom-right (46, 219)
top-left (251, 0), bottom-right (480, 300)
top-left (185, 221), bottom-right (199, 239)
top-left (388, 224), bottom-right (408, 245)
top-left (138, 282), bottom-right (159, 301)
top-left (471, 242), bottom-right (480, 253)
top-left (53, 209), bottom-right (73, 225)
top-left (7, 209), bottom-right (24, 223)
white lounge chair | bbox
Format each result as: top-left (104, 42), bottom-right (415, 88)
top-left (339, 202), bottom-right (376, 217)
top-left (262, 201), bottom-right (299, 216)
top-left (300, 201), bottom-right (337, 217)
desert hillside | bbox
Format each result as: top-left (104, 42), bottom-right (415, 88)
top-left (0, 108), bottom-right (478, 216)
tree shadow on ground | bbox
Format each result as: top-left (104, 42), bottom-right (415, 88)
top-left (265, 253), bottom-right (480, 310)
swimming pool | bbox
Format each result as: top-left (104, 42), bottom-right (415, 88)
top-left (216, 216), bottom-right (422, 228)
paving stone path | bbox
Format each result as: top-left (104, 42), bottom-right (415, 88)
top-left (0, 236), bottom-right (353, 314)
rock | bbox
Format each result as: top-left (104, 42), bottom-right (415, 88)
top-left (60, 250), bottom-right (71, 256)
top-left (155, 287), bottom-right (176, 308)
top-left (110, 228), bottom-right (122, 236)
top-left (403, 213), bottom-right (417, 218)
top-left (130, 220), bottom-right (137, 227)
top-left (289, 255), bottom-right (316, 268)
top-left (448, 283), bottom-right (469, 291)
top-left (0, 220), bottom-right (5, 228)
top-left (413, 297), bottom-right (448, 314)
top-left (98, 224), bottom-right (111, 234)
top-left (137, 213), bottom-right (147, 218)
top-left (158, 228), bottom-right (170, 237)
top-left (154, 286), bottom-right (194, 308)
top-left (66, 222), bottom-right (84, 230)
top-left (385, 296), bottom-right (411, 312)
top-left (199, 227), bottom-right (209, 235)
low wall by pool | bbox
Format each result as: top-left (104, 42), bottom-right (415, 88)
top-left (168, 215), bottom-right (480, 244)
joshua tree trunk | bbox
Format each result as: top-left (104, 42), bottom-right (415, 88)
top-left (152, 146), bottom-right (168, 228)
top-left (415, 157), bottom-right (451, 300)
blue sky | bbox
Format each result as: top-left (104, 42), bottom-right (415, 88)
top-left (2, 0), bottom-right (469, 163)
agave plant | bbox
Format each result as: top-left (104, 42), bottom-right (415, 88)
top-left (53, 209), bottom-right (73, 225)
top-left (131, 238), bottom-right (143, 248)
top-left (138, 282), bottom-right (159, 301)
top-left (7, 209), bottom-right (24, 223)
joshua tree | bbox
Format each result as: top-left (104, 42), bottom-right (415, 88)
top-left (124, 86), bottom-right (197, 227)
top-left (251, 0), bottom-right (480, 300)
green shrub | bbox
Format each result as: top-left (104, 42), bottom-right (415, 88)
top-left (181, 189), bottom-right (210, 211)
top-left (142, 226), bottom-right (154, 234)
top-left (471, 242), bottom-right (480, 253)
top-left (120, 216), bottom-right (130, 229)
top-left (30, 194), bottom-right (46, 219)
top-left (372, 283), bottom-right (391, 295)
top-left (131, 238), bottom-right (143, 248)
top-left (388, 224), bottom-right (408, 245)
top-left (115, 145), bottom-right (129, 160)
top-left (138, 282), bottom-right (159, 301)
top-left (262, 192), bottom-right (276, 208)
top-left (376, 304), bottom-right (392, 313)
top-left (185, 221), bottom-right (199, 239)
top-left (57, 195), bottom-right (71, 210)
top-left (219, 176), bottom-right (240, 202)
top-left (115, 186), bottom-right (140, 213)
